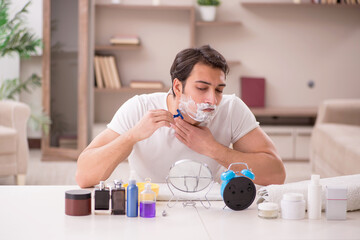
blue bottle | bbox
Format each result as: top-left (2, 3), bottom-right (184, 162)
top-left (126, 171), bottom-right (138, 217)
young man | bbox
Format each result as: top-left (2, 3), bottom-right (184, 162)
top-left (76, 45), bottom-right (286, 188)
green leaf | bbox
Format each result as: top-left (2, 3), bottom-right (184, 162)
top-left (0, 0), bottom-right (41, 57)
top-left (197, 0), bottom-right (220, 6)
top-left (0, 74), bottom-right (41, 100)
top-left (30, 111), bottom-right (52, 135)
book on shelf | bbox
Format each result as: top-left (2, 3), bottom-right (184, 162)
top-left (94, 56), bottom-right (103, 89)
top-left (109, 56), bottom-right (121, 88)
top-left (94, 55), bottom-right (122, 89)
top-left (130, 80), bottom-right (164, 89)
top-left (103, 56), bottom-right (115, 88)
top-left (104, 56), bottom-right (116, 88)
top-left (109, 34), bottom-right (140, 45)
top-left (95, 56), bottom-right (106, 88)
top-left (240, 76), bottom-right (265, 108)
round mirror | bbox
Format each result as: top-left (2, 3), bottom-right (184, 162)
top-left (167, 159), bottom-right (213, 193)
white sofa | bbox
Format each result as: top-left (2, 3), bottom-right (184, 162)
top-left (310, 99), bottom-right (360, 177)
top-left (0, 100), bottom-right (31, 185)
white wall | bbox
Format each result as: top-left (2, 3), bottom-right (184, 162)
top-left (212, 2), bottom-right (360, 107)
top-left (9, 0), bottom-right (43, 42)
top-left (0, 56), bottom-right (19, 86)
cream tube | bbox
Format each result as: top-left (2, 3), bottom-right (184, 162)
top-left (308, 174), bottom-right (322, 220)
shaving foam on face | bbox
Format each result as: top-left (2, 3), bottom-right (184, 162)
top-left (178, 95), bottom-right (217, 123)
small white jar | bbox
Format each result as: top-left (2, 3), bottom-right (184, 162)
top-left (258, 202), bottom-right (279, 219)
top-left (281, 193), bottom-right (305, 220)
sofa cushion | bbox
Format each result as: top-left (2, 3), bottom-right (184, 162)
top-left (0, 126), bottom-right (17, 154)
top-left (311, 123), bottom-right (360, 175)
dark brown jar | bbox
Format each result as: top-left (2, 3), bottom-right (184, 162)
top-left (65, 190), bottom-right (91, 216)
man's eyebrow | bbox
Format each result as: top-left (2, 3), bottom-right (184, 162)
top-left (195, 80), bottom-right (226, 87)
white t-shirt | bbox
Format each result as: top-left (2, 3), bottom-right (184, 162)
top-left (107, 92), bottom-right (259, 183)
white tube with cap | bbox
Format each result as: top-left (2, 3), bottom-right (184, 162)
top-left (308, 174), bottom-right (322, 219)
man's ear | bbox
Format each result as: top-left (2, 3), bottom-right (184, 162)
top-left (172, 78), bottom-right (183, 97)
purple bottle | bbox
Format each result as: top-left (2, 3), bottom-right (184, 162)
top-left (139, 179), bottom-right (156, 218)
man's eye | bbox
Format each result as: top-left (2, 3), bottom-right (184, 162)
top-left (197, 87), bottom-right (207, 91)
top-left (216, 89), bottom-right (223, 93)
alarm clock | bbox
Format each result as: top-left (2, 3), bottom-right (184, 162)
top-left (220, 162), bottom-right (256, 211)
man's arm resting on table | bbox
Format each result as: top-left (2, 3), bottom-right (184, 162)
top-left (76, 129), bottom-right (137, 188)
top-left (209, 127), bottom-right (286, 186)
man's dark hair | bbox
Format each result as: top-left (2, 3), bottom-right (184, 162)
top-left (170, 45), bottom-right (229, 96)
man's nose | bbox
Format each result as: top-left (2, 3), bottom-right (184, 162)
top-left (205, 90), bottom-right (217, 105)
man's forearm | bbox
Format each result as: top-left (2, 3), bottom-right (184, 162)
top-left (208, 142), bottom-right (286, 186)
top-left (76, 131), bottom-right (137, 188)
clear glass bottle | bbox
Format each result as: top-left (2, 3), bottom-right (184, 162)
top-left (94, 181), bottom-right (110, 214)
top-left (140, 178), bottom-right (156, 218)
top-left (111, 179), bottom-right (125, 215)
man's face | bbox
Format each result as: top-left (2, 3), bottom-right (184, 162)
top-left (179, 63), bottom-right (226, 124)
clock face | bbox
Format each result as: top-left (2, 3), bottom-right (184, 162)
top-left (223, 177), bottom-right (256, 211)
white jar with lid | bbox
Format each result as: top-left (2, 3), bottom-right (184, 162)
top-left (258, 202), bottom-right (279, 219)
top-left (281, 193), bottom-right (305, 220)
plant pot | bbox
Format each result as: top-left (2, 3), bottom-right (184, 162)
top-left (199, 6), bottom-right (217, 22)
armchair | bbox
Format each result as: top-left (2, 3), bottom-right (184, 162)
top-left (0, 100), bottom-right (31, 185)
top-left (310, 99), bottom-right (360, 177)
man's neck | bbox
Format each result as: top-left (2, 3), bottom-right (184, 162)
top-left (166, 93), bottom-right (177, 115)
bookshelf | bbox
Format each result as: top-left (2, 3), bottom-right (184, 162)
top-left (95, 3), bottom-right (195, 47)
top-left (195, 21), bottom-right (242, 27)
top-left (250, 107), bottom-right (317, 118)
top-left (93, 3), bottom-right (242, 130)
top-left (94, 87), bottom-right (170, 94)
top-left (95, 45), bottom-right (141, 51)
top-left (41, 2), bottom-right (244, 158)
top-left (95, 4), bottom-right (195, 11)
top-left (240, 1), bottom-right (360, 6)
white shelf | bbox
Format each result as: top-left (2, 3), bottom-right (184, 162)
top-left (241, 1), bottom-right (360, 6)
top-left (95, 4), bottom-right (194, 11)
top-left (196, 21), bottom-right (242, 27)
top-left (95, 45), bottom-right (141, 51)
top-left (94, 87), bottom-right (170, 93)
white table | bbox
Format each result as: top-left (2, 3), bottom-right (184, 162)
top-left (0, 185), bottom-right (359, 240)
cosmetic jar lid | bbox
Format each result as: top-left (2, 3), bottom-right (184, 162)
top-left (65, 190), bottom-right (91, 200)
top-left (258, 202), bottom-right (279, 211)
top-left (282, 193), bottom-right (304, 202)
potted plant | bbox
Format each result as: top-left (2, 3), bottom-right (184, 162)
top-left (197, 0), bottom-right (220, 22)
top-left (0, 0), bottom-right (51, 134)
